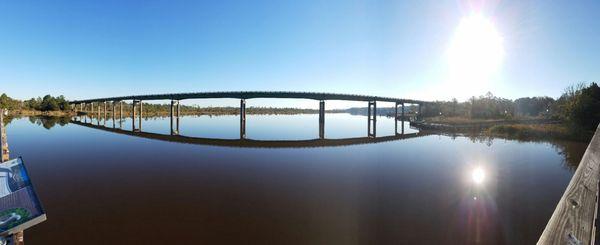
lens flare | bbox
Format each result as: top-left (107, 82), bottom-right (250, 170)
top-left (471, 167), bottom-right (485, 184)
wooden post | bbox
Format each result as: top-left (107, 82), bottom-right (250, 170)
top-left (1, 109), bottom-right (8, 163)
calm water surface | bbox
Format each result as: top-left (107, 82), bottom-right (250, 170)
top-left (3, 114), bottom-right (587, 244)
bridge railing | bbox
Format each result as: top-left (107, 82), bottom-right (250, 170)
top-left (538, 123), bottom-right (600, 244)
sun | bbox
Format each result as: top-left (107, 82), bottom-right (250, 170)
top-left (447, 14), bottom-right (504, 97)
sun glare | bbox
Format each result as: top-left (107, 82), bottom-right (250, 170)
top-left (471, 167), bottom-right (486, 184)
top-left (447, 14), bottom-right (504, 96)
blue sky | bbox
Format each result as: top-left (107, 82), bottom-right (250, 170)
top-left (1, 0), bottom-right (599, 107)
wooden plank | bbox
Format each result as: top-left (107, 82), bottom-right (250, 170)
top-left (538, 124), bottom-right (600, 244)
top-left (1, 109), bottom-right (9, 162)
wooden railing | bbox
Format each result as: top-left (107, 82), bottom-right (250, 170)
top-left (538, 124), bottom-right (600, 244)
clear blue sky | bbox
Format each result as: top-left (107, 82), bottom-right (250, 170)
top-left (1, 0), bottom-right (599, 107)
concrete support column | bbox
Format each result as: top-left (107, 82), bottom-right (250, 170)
top-left (176, 100), bottom-right (180, 134)
top-left (103, 102), bottom-right (107, 126)
top-left (119, 101), bottom-right (123, 127)
top-left (401, 103), bottom-right (405, 134)
top-left (319, 100), bottom-right (325, 139)
top-left (132, 100), bottom-right (137, 131)
top-left (170, 100), bottom-right (178, 135)
top-left (240, 99), bottom-right (246, 139)
top-left (112, 102), bottom-right (116, 128)
top-left (368, 101), bottom-right (376, 137)
top-left (139, 101), bottom-right (143, 131)
top-left (394, 102), bottom-right (399, 135)
top-left (97, 104), bottom-right (101, 125)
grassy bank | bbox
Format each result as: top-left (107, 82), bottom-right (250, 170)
top-left (486, 124), bottom-right (593, 142)
top-left (7, 110), bottom-right (75, 117)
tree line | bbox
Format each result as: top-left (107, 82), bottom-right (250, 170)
top-left (0, 94), bottom-right (70, 111)
top-left (422, 82), bottom-right (600, 130)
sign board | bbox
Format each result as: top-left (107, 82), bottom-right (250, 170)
top-left (0, 157), bottom-right (46, 236)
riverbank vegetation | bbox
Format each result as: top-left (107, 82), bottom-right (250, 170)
top-left (0, 93), bottom-right (342, 116)
top-left (421, 83), bottom-right (600, 142)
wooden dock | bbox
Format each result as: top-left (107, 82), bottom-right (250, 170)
top-left (538, 124), bottom-right (600, 244)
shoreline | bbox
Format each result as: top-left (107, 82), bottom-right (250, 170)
top-left (412, 117), bottom-right (593, 143)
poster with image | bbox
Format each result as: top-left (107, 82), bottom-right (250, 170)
top-left (0, 157), bottom-right (46, 236)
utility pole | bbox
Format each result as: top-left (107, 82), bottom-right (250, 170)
top-left (0, 109), bottom-right (24, 245)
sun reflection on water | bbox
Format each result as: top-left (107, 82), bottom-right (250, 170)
top-left (471, 167), bottom-right (485, 185)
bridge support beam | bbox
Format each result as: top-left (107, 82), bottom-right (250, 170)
top-left (103, 102), bottom-right (107, 126)
top-left (132, 100), bottom-right (139, 132)
top-left (319, 100), bottom-right (325, 139)
top-left (394, 102), bottom-right (399, 135)
top-left (139, 101), bottom-right (143, 131)
top-left (401, 103), bottom-right (405, 134)
top-left (170, 100), bottom-right (180, 135)
top-left (112, 102), bottom-right (116, 128)
top-left (368, 101), bottom-right (376, 137)
top-left (97, 103), bottom-right (101, 125)
top-left (119, 101), bottom-right (123, 127)
top-left (240, 99), bottom-right (246, 139)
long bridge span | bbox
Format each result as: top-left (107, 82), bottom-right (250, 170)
top-left (69, 91), bottom-right (429, 138)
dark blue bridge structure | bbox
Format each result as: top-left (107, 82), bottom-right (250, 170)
top-left (69, 91), bottom-right (429, 139)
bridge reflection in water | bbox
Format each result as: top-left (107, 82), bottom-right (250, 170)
top-left (70, 117), bottom-right (425, 148)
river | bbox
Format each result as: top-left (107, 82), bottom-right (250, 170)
top-left (2, 114), bottom-right (588, 244)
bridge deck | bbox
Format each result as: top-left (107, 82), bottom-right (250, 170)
top-left (538, 124), bottom-right (600, 244)
top-left (69, 91), bottom-right (427, 104)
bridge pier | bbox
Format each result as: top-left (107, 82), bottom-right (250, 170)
top-left (97, 103), bottom-right (101, 125)
top-left (418, 103), bottom-right (422, 121)
top-left (132, 100), bottom-right (138, 132)
top-left (91, 102), bottom-right (94, 123)
top-left (240, 99), bottom-right (246, 139)
top-left (103, 102), bottom-right (107, 126)
top-left (401, 103), bottom-right (405, 134)
top-left (368, 101), bottom-right (376, 137)
top-left (170, 100), bottom-right (180, 135)
top-left (111, 102), bottom-right (116, 128)
top-left (119, 101), bottom-right (123, 128)
top-left (139, 101), bottom-right (143, 131)
top-left (319, 100), bottom-right (325, 139)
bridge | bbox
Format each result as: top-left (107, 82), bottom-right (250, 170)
top-left (69, 91), bottom-right (429, 138)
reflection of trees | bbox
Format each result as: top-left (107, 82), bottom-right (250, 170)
top-left (27, 116), bottom-right (70, 130)
top-left (439, 131), bottom-right (587, 170)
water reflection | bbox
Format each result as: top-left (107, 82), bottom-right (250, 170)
top-left (472, 167), bottom-right (485, 185)
top-left (69, 119), bottom-right (425, 148)
top-left (1, 115), bottom-right (591, 244)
